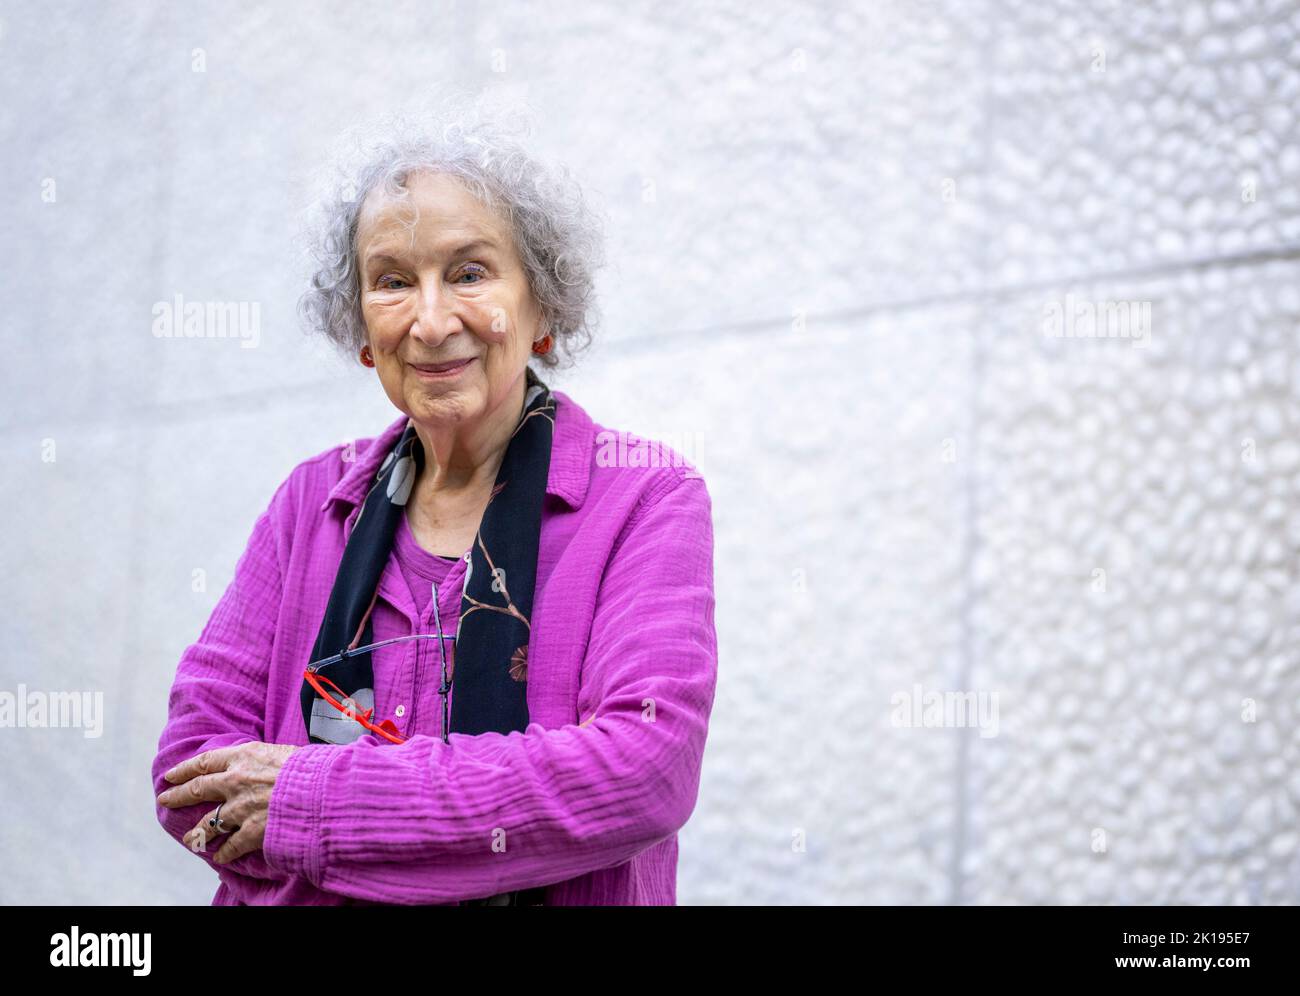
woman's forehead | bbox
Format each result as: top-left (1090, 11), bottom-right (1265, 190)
top-left (356, 178), bottom-right (507, 253)
top-left (361, 171), bottom-right (481, 220)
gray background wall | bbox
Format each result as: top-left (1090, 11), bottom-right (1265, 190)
top-left (2, 0), bottom-right (1298, 904)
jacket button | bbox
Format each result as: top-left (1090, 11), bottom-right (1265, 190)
top-left (395, 705), bottom-right (405, 717)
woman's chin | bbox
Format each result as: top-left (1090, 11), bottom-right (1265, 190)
top-left (409, 387), bottom-right (480, 421)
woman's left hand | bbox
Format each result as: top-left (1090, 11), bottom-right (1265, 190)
top-left (157, 742), bottom-right (301, 865)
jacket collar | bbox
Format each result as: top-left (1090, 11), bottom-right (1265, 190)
top-left (317, 389), bottom-right (593, 515)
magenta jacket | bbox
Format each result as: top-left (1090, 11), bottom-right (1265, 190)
top-left (151, 389), bottom-right (718, 904)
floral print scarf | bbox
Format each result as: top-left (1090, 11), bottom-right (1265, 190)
top-left (299, 365), bottom-right (555, 906)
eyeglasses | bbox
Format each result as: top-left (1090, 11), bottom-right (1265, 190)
top-left (304, 632), bottom-right (455, 746)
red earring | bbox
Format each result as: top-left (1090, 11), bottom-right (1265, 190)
top-left (531, 333), bottom-right (553, 355)
top-left (359, 345), bottom-right (375, 367)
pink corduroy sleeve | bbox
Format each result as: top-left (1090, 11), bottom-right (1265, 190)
top-left (151, 477), bottom-right (296, 896)
top-left (261, 472), bottom-right (718, 903)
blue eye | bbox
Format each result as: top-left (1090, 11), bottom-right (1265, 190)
top-left (457, 265), bottom-right (486, 283)
top-left (377, 275), bottom-right (408, 289)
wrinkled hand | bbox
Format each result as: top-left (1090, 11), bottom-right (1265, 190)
top-left (157, 742), bottom-right (301, 865)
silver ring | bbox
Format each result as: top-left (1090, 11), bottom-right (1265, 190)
top-left (209, 802), bottom-right (235, 834)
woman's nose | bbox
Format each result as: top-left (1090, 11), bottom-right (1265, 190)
top-left (411, 283), bottom-right (464, 340)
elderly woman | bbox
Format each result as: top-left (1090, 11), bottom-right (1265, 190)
top-left (151, 111), bottom-right (718, 905)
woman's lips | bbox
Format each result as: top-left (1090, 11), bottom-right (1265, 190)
top-left (411, 357), bottom-right (476, 379)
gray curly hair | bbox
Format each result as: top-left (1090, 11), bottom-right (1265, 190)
top-left (296, 94), bottom-right (607, 371)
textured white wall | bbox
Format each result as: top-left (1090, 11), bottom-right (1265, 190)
top-left (1, 0), bottom-right (1297, 904)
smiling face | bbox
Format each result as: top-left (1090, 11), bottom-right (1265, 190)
top-left (355, 169), bottom-right (544, 430)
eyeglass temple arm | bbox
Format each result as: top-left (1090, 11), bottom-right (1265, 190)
top-left (306, 632), bottom-right (455, 673)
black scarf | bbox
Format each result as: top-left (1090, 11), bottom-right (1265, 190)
top-left (300, 366), bottom-right (554, 906)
